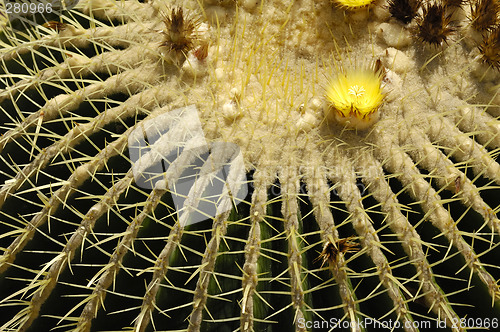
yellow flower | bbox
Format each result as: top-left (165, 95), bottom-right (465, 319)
top-left (332, 0), bottom-right (376, 9)
top-left (326, 65), bottom-right (385, 130)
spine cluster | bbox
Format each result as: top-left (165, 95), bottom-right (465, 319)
top-left (415, 3), bottom-right (455, 46)
top-left (386, 0), bottom-right (500, 70)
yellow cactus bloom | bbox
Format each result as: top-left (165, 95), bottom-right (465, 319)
top-left (332, 0), bottom-right (376, 9)
top-left (326, 66), bottom-right (385, 130)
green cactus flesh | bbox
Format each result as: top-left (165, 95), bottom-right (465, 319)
top-left (0, 0), bottom-right (499, 331)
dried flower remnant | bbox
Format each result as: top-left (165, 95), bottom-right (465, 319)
top-left (315, 237), bottom-right (360, 268)
top-left (42, 21), bottom-right (68, 32)
top-left (193, 43), bottom-right (209, 61)
top-left (478, 27), bottom-right (500, 70)
top-left (160, 7), bottom-right (201, 56)
top-left (415, 4), bottom-right (456, 46)
top-left (455, 175), bottom-right (462, 193)
top-left (387, 0), bottom-right (421, 24)
top-left (470, 0), bottom-right (500, 32)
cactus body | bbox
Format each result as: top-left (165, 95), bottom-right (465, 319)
top-left (0, 0), bottom-right (499, 331)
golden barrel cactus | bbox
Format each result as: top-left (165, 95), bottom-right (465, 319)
top-left (0, 0), bottom-right (499, 331)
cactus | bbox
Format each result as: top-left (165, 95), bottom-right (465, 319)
top-left (0, 0), bottom-right (499, 331)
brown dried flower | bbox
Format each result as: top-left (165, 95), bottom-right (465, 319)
top-left (314, 237), bottom-right (360, 267)
top-left (470, 0), bottom-right (500, 32)
top-left (478, 27), bottom-right (500, 70)
top-left (415, 4), bottom-right (456, 46)
top-left (388, 0), bottom-right (421, 25)
top-left (160, 7), bottom-right (201, 55)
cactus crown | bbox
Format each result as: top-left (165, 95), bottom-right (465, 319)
top-left (0, 0), bottom-right (499, 331)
